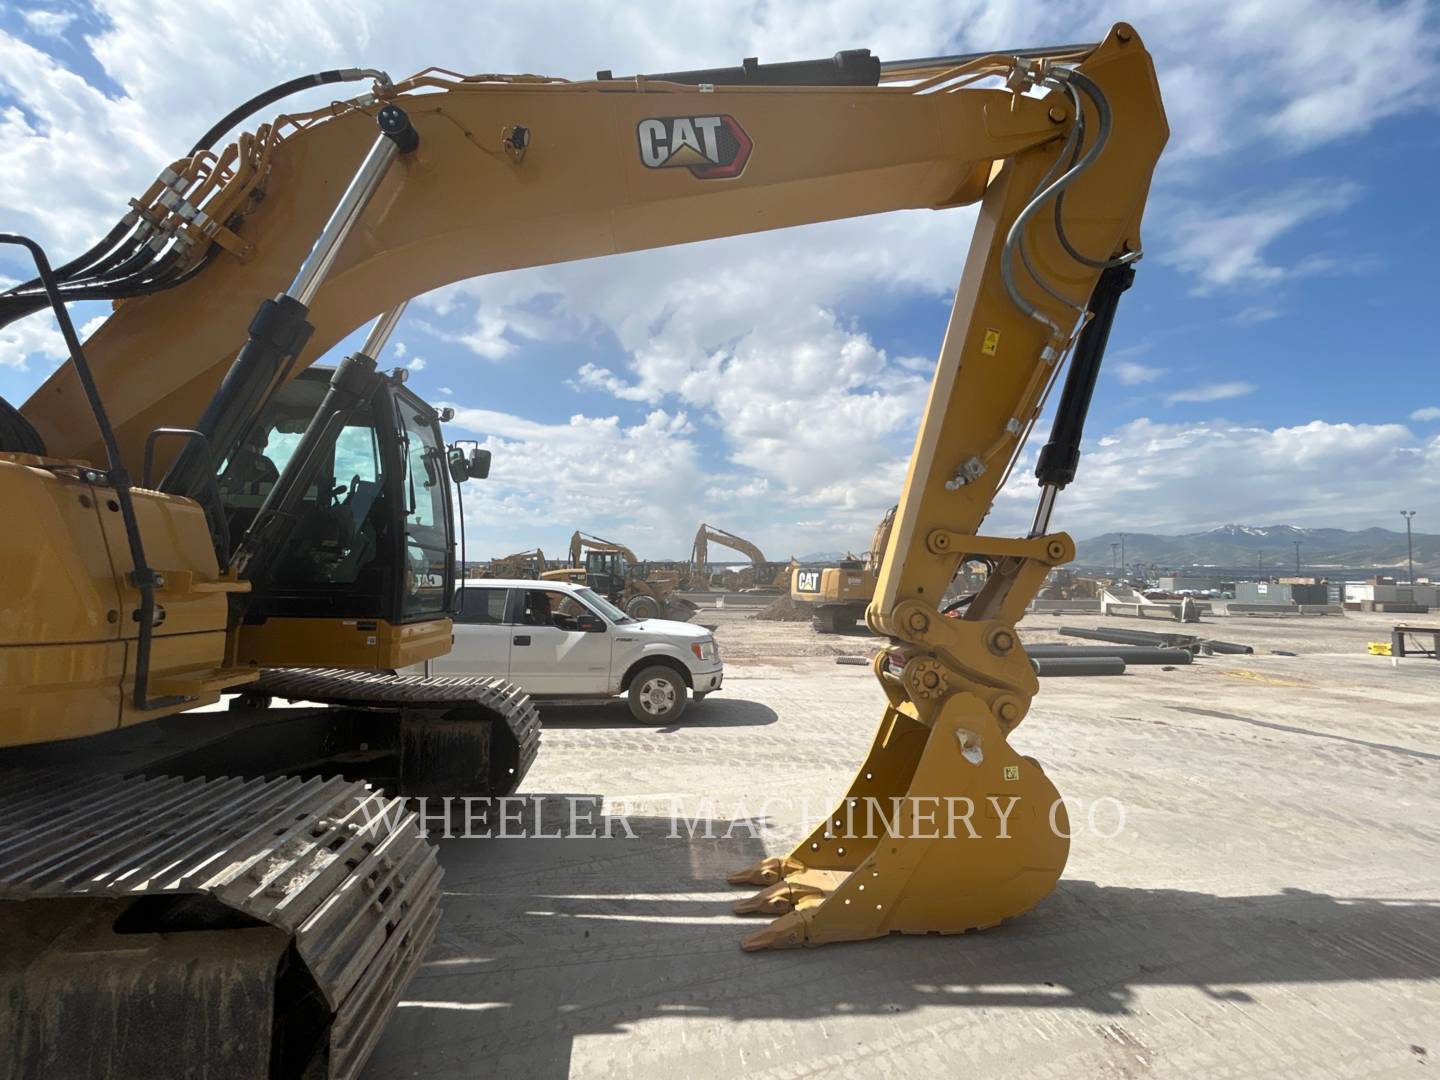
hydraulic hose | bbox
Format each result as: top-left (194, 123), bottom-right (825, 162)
top-left (0, 68), bottom-right (389, 325)
top-left (188, 67), bottom-right (390, 154)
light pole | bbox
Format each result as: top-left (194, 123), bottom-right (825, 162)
top-left (1402, 511), bottom-right (1416, 583)
top-left (1110, 542), bottom-right (1120, 575)
top-left (1119, 533), bottom-right (1126, 578)
top-left (1293, 540), bottom-right (1302, 576)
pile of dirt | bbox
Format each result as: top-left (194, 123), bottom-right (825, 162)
top-left (752, 594), bottom-right (811, 622)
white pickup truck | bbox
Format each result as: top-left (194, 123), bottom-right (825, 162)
top-left (418, 578), bottom-right (723, 723)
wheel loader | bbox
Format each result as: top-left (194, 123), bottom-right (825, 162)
top-left (0, 23), bottom-right (1166, 1074)
top-left (549, 530), bottom-right (698, 620)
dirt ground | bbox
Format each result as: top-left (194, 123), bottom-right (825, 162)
top-left (366, 606), bottom-right (1439, 1079)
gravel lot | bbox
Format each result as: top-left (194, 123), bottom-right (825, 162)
top-left (368, 607), bottom-right (1440, 1079)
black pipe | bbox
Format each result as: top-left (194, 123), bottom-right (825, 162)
top-left (1027, 644), bottom-right (1192, 665)
top-left (1033, 656), bottom-right (1126, 676)
top-left (1058, 624), bottom-right (1191, 647)
top-left (1035, 263), bottom-right (1136, 489)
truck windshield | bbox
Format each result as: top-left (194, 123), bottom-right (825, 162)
top-left (576, 586), bottom-right (632, 624)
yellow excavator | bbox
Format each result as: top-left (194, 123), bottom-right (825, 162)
top-left (792, 505), bottom-right (896, 632)
top-left (551, 529), bottom-right (696, 620)
top-left (690, 522), bottom-right (792, 591)
top-left (0, 22), bottom-right (1165, 1074)
top-left (482, 546), bottom-right (548, 579)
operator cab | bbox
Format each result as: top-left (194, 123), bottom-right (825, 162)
top-left (217, 366), bottom-right (457, 627)
top-left (582, 549), bottom-right (630, 606)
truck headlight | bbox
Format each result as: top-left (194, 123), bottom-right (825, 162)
top-left (691, 640), bottom-right (717, 662)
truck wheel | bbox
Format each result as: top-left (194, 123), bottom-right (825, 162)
top-left (626, 594), bottom-right (661, 619)
top-left (628, 665), bottom-right (688, 725)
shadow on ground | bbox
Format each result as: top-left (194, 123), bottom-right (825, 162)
top-left (366, 802), bottom-right (1440, 1079)
top-left (536, 696), bottom-right (779, 730)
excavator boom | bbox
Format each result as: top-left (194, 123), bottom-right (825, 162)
top-left (25, 54), bottom-right (1080, 471)
top-left (691, 523), bottom-right (779, 589)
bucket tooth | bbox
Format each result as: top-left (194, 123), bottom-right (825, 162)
top-left (733, 882), bottom-right (795, 915)
top-left (727, 854), bottom-right (804, 887)
top-left (740, 911), bottom-right (808, 951)
top-left (733, 874), bottom-right (828, 916)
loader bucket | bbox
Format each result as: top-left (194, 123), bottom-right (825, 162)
top-left (664, 596), bottom-right (700, 622)
top-left (728, 687), bottom-right (1068, 949)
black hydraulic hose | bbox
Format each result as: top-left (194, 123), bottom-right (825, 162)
top-left (0, 242), bottom-right (220, 325)
top-left (1, 217), bottom-right (132, 297)
top-left (1, 68), bottom-right (384, 313)
top-left (189, 68), bottom-right (375, 153)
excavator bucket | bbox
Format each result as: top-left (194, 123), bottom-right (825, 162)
top-left (728, 672), bottom-right (1068, 949)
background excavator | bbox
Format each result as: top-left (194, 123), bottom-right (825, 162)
top-left (0, 22), bottom-right (1165, 1076)
top-left (689, 522), bottom-right (793, 592)
top-left (482, 546), bottom-right (549, 579)
top-left (792, 506), bottom-right (896, 632)
top-left (548, 529), bottom-right (697, 620)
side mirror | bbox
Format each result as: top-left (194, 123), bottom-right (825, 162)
top-left (448, 446), bottom-right (492, 483)
top-left (575, 612), bottom-right (605, 633)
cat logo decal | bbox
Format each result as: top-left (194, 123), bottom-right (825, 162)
top-left (637, 115), bottom-right (752, 179)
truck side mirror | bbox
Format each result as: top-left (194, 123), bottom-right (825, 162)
top-left (575, 612), bottom-right (605, 633)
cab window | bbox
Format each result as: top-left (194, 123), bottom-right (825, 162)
top-left (455, 586), bottom-right (508, 625)
top-left (517, 588), bottom-right (591, 630)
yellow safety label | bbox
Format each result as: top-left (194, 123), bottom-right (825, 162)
top-left (1003, 765), bottom-right (1020, 781)
top-left (981, 329), bottom-right (1001, 356)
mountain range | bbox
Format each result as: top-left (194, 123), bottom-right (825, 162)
top-left (1073, 524), bottom-right (1440, 571)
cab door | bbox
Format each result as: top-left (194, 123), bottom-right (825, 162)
top-left (432, 585), bottom-right (512, 676)
top-left (507, 587), bottom-right (612, 694)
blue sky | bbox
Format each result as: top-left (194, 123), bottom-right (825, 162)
top-left (1, 1), bottom-right (1437, 559)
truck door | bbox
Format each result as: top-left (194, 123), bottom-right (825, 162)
top-left (508, 587), bottom-right (612, 694)
top-left (432, 585), bottom-right (512, 676)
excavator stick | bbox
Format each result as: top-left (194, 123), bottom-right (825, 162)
top-left (731, 25), bottom-right (1167, 949)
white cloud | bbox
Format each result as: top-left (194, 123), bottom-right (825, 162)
top-left (1134, 0), bottom-right (1439, 162)
top-left (1, 311), bottom-right (107, 371)
top-left (1112, 360), bottom-right (1163, 385)
top-left (1016, 417), bottom-right (1440, 536)
top-left (443, 403), bottom-right (706, 554)
top-left (1411, 407), bottom-right (1440, 422)
top-left (21, 10), bottom-right (77, 38)
top-left (1164, 381), bottom-right (1255, 406)
top-left (1163, 181), bottom-right (1361, 293)
top-left (405, 355), bottom-right (427, 372)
